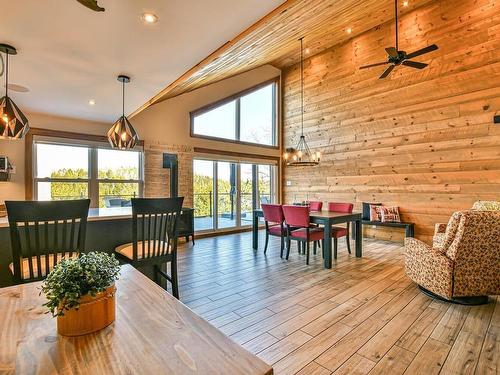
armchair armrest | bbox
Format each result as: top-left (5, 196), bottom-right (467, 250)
top-left (434, 223), bottom-right (447, 235)
top-left (404, 238), bottom-right (454, 299)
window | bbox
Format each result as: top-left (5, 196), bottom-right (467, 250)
top-left (192, 158), bottom-right (277, 232)
top-left (191, 79), bottom-right (278, 147)
top-left (34, 140), bottom-right (143, 208)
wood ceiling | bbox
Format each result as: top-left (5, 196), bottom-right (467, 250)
top-left (131, 0), bottom-right (433, 118)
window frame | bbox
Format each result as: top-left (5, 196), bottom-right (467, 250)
top-left (190, 77), bottom-right (279, 149)
top-left (28, 129), bottom-right (144, 208)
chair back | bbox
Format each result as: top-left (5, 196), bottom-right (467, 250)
top-left (328, 202), bottom-right (353, 213)
top-left (282, 205), bottom-right (310, 228)
top-left (443, 210), bottom-right (500, 296)
top-left (261, 204), bottom-right (284, 224)
top-left (131, 197), bottom-right (184, 261)
top-left (5, 199), bottom-right (90, 283)
top-left (308, 201), bottom-right (323, 211)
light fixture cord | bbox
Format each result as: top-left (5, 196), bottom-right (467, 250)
top-left (395, 0), bottom-right (399, 50)
top-left (122, 79), bottom-right (125, 117)
top-left (300, 37), bottom-right (304, 137)
top-left (5, 51), bottom-right (8, 98)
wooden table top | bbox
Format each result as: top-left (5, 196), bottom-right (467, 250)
top-left (254, 209), bottom-right (361, 220)
top-left (0, 265), bottom-right (273, 375)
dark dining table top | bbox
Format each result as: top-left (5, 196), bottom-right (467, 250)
top-left (254, 209), bottom-right (362, 221)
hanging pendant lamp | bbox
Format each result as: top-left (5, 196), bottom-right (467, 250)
top-left (0, 44), bottom-right (29, 140)
top-left (283, 38), bottom-right (320, 167)
top-left (107, 75), bottom-right (139, 149)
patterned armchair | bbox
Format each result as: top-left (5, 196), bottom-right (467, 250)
top-left (405, 209), bottom-right (500, 304)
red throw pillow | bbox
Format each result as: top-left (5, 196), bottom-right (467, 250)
top-left (369, 205), bottom-right (382, 221)
top-left (380, 206), bottom-right (401, 223)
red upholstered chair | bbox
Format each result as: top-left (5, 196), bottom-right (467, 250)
top-left (261, 204), bottom-right (286, 257)
top-left (282, 205), bottom-right (325, 265)
top-left (328, 202), bottom-right (354, 259)
top-left (308, 201), bottom-right (323, 212)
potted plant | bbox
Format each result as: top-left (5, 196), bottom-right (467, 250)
top-left (41, 252), bottom-right (120, 337)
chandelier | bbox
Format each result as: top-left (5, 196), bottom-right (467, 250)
top-left (283, 37), bottom-right (320, 166)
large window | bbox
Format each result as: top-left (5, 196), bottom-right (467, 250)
top-left (34, 140), bottom-right (143, 208)
top-left (191, 79), bottom-right (278, 147)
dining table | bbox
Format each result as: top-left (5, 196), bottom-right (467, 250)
top-left (253, 209), bottom-right (363, 269)
top-left (0, 264), bottom-right (273, 375)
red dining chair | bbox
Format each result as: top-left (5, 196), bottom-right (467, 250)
top-left (328, 202), bottom-right (354, 259)
top-left (261, 204), bottom-right (286, 258)
top-left (282, 205), bottom-right (325, 265)
top-left (308, 201), bottom-right (323, 212)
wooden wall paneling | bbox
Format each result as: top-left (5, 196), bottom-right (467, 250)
top-left (282, 0), bottom-right (500, 243)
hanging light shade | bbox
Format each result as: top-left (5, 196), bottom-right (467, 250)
top-left (0, 44), bottom-right (29, 140)
top-left (283, 38), bottom-right (320, 167)
top-left (107, 75), bottom-right (139, 149)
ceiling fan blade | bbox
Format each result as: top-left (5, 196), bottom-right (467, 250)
top-left (359, 61), bottom-right (389, 69)
top-left (379, 65), bottom-right (395, 79)
top-left (385, 47), bottom-right (398, 58)
top-left (76, 0), bottom-right (105, 12)
top-left (406, 44), bottom-right (438, 60)
top-left (402, 60), bottom-right (428, 69)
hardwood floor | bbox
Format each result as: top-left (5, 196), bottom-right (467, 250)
top-left (173, 231), bottom-right (499, 375)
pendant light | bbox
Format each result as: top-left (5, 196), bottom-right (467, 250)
top-left (107, 75), bottom-right (139, 149)
top-left (283, 38), bottom-right (320, 167)
top-left (0, 44), bottom-right (29, 140)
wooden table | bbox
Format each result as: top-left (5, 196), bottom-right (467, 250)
top-left (253, 209), bottom-right (362, 269)
top-left (0, 265), bottom-right (273, 375)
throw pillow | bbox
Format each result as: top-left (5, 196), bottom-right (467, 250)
top-left (380, 206), bottom-right (401, 223)
top-left (369, 205), bottom-right (382, 221)
top-left (472, 201), bottom-right (500, 211)
top-left (363, 202), bottom-right (381, 220)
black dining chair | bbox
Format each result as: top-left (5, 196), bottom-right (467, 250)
top-left (5, 199), bottom-right (90, 284)
top-left (114, 197), bottom-right (183, 299)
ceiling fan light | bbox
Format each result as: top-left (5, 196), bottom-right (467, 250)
top-left (0, 96), bottom-right (29, 140)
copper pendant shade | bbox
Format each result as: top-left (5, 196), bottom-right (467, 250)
top-left (0, 44), bottom-right (29, 140)
top-left (107, 75), bottom-right (139, 149)
top-left (283, 38), bottom-right (320, 167)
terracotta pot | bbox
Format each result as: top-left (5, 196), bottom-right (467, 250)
top-left (57, 285), bottom-right (116, 336)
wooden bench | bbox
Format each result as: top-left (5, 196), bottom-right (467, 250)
top-left (352, 203), bottom-right (415, 239)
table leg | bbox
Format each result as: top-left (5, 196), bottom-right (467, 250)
top-left (355, 219), bottom-right (362, 257)
top-left (323, 222), bottom-right (332, 269)
top-left (252, 211), bottom-right (258, 250)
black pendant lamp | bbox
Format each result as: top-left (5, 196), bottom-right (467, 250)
top-left (107, 75), bottom-right (139, 149)
top-left (0, 44), bottom-right (29, 140)
top-left (283, 38), bottom-right (320, 167)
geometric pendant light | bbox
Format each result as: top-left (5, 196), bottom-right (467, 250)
top-left (107, 75), bottom-right (139, 149)
top-left (0, 44), bottom-right (29, 140)
top-left (283, 38), bottom-right (320, 167)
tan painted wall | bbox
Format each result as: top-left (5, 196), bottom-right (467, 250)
top-left (282, 0), bottom-right (500, 243)
top-left (132, 65), bottom-right (281, 204)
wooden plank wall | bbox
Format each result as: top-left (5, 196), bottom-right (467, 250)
top-left (282, 0), bottom-right (500, 243)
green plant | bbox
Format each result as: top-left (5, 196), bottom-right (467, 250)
top-left (41, 252), bottom-right (120, 317)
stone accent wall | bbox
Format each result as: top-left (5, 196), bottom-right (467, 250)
top-left (144, 141), bottom-right (193, 208)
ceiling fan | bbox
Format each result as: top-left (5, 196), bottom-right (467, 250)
top-left (360, 0), bottom-right (438, 79)
top-left (76, 0), bottom-right (105, 12)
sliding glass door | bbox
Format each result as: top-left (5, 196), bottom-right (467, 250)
top-left (193, 159), bottom-right (277, 232)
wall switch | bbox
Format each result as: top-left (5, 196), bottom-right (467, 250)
top-left (494, 115), bottom-right (500, 124)
top-left (286, 180), bottom-right (292, 186)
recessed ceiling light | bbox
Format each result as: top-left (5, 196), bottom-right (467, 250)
top-left (141, 13), bottom-right (158, 24)
top-left (403, 1), bottom-right (409, 6)
top-left (346, 27), bottom-right (353, 34)
top-left (88, 99), bottom-right (96, 106)
top-left (305, 48), bottom-right (311, 54)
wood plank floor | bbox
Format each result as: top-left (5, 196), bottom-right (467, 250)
top-left (173, 231), bottom-right (499, 375)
